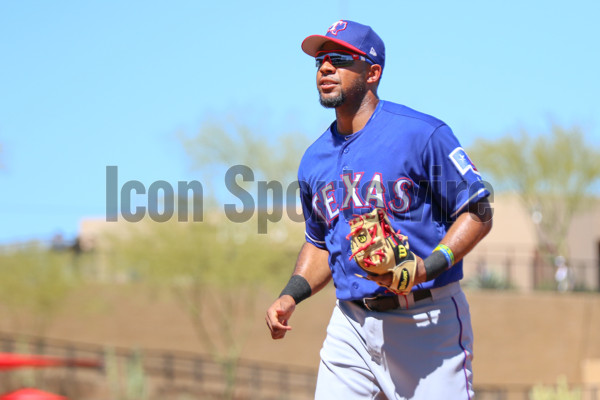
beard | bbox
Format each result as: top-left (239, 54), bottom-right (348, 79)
top-left (319, 91), bottom-right (345, 108)
top-left (319, 76), bottom-right (368, 109)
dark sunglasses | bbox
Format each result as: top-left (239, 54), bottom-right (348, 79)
top-left (315, 50), bottom-right (374, 68)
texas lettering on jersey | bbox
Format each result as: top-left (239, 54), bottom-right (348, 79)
top-left (310, 171), bottom-right (414, 224)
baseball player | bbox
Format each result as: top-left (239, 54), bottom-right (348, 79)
top-left (265, 20), bottom-right (493, 399)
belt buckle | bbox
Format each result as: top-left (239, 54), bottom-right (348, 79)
top-left (362, 296), bottom-right (378, 311)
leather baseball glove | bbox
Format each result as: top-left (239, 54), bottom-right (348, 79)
top-left (347, 208), bottom-right (417, 295)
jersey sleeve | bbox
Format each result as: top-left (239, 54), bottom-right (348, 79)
top-left (422, 124), bottom-right (490, 219)
top-left (298, 175), bottom-right (328, 249)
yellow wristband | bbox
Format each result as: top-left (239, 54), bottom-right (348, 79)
top-left (433, 244), bottom-right (455, 268)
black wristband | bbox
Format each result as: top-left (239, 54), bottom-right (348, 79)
top-left (424, 251), bottom-right (448, 281)
top-left (279, 275), bottom-right (312, 304)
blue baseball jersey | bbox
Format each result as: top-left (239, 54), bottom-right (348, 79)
top-left (298, 100), bottom-right (490, 301)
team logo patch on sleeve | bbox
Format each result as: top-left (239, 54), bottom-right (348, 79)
top-left (449, 147), bottom-right (480, 176)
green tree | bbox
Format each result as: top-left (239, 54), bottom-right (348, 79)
top-left (0, 244), bottom-right (82, 335)
top-left (469, 123), bottom-right (600, 264)
top-left (180, 115), bottom-right (309, 192)
top-left (181, 115), bottom-right (308, 181)
top-left (530, 376), bottom-right (582, 400)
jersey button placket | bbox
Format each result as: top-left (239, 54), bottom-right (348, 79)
top-left (341, 142), bottom-right (351, 171)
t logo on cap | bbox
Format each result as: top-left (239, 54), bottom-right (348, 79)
top-left (327, 20), bottom-right (348, 36)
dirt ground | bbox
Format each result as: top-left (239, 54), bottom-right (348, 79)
top-left (1, 283), bottom-right (599, 388)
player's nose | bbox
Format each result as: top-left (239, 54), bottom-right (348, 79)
top-left (318, 59), bottom-right (337, 75)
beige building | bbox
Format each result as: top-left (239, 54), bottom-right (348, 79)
top-left (463, 193), bottom-right (600, 292)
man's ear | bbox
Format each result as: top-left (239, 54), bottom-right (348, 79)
top-left (366, 64), bottom-right (382, 85)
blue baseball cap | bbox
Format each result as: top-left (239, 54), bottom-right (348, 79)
top-left (302, 20), bottom-right (385, 69)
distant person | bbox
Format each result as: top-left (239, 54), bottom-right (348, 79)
top-left (554, 256), bottom-right (570, 292)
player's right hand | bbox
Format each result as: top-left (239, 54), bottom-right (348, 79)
top-left (265, 295), bottom-right (296, 340)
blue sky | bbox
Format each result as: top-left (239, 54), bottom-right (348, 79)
top-left (1, 1), bottom-right (599, 244)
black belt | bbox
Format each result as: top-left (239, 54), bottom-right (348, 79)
top-left (352, 289), bottom-right (432, 312)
